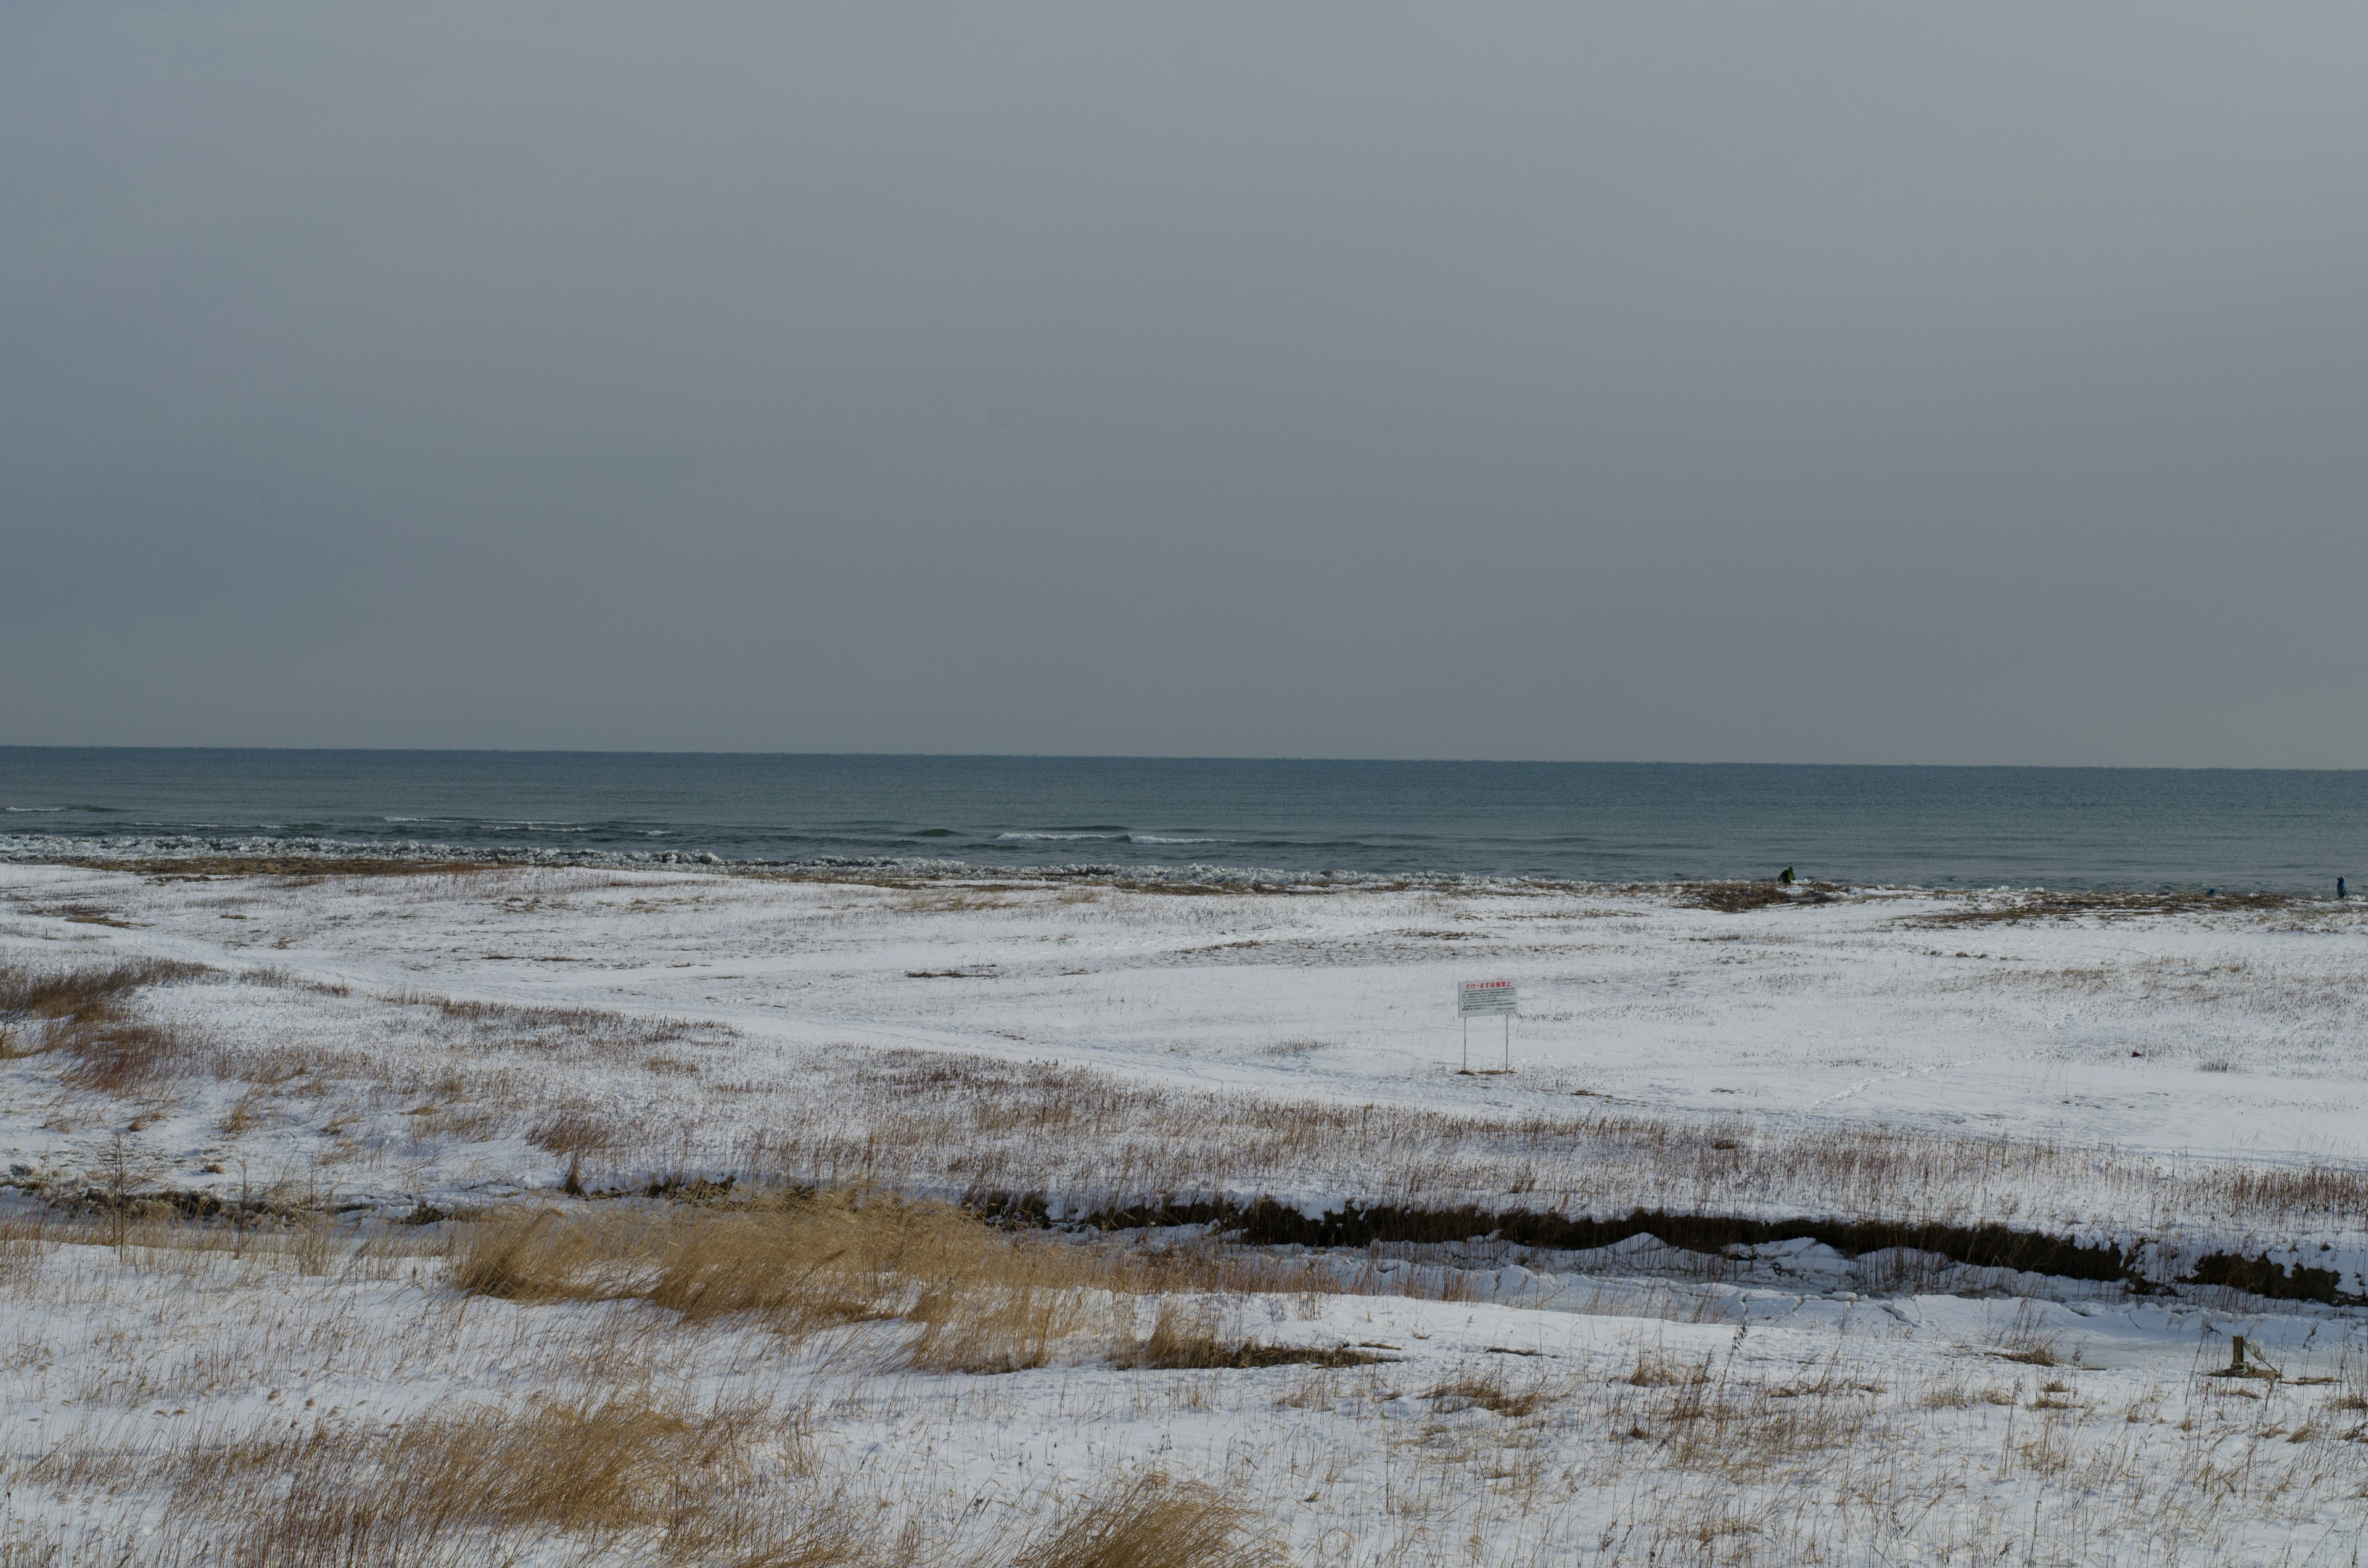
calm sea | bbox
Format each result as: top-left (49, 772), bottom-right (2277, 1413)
top-left (1, 749), bottom-right (2361, 892)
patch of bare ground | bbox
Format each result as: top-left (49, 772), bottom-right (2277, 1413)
top-left (1904, 888), bottom-right (2317, 927)
top-left (84, 855), bottom-right (506, 881)
top-left (1679, 881), bottom-right (1848, 913)
top-left (735, 869), bottom-right (1299, 898)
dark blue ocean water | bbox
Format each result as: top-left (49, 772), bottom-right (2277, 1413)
top-left (1, 749), bottom-right (2362, 892)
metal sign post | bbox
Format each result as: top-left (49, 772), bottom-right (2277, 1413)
top-left (1456, 980), bottom-right (1517, 1073)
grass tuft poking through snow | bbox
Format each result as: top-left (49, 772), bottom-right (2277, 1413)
top-left (1013, 1472), bottom-right (1278, 1568)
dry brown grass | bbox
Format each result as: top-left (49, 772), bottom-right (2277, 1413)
top-left (0, 957), bottom-right (212, 1090)
top-left (2326, 1345), bottom-right (2368, 1415)
top-left (1114, 1300), bottom-right (1245, 1371)
top-left (530, 1107), bottom-right (618, 1157)
top-left (1114, 1300), bottom-right (1387, 1372)
top-left (0, 1208), bottom-right (49, 1287)
top-left (425, 995), bottom-right (714, 1059)
top-left (1626, 1350), bottom-right (1711, 1389)
top-left (438, 1195), bottom-right (1413, 1379)
top-left (448, 1210), bottom-right (599, 1300)
top-left (1629, 1358), bottom-right (1881, 1479)
top-left (650, 1202), bottom-right (921, 1324)
top-left (445, 1192), bottom-right (1355, 1320)
top-left (641, 1196), bottom-right (1100, 1371)
top-left (442, 1196), bottom-right (1097, 1369)
top-left (142, 1392), bottom-right (863, 1567)
top-left (55, 1015), bottom-right (191, 1093)
top-left (1014, 1472), bottom-right (1278, 1568)
top-left (1991, 1299), bottom-right (2068, 1368)
top-left (1427, 1367), bottom-right (1552, 1418)
top-left (656, 1195), bottom-right (1088, 1370)
top-left (905, 1276), bottom-right (1082, 1374)
top-left (0, 956), bottom-right (209, 1019)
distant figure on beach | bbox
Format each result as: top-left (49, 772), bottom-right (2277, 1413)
top-left (1778, 867), bottom-right (1795, 885)
top-left (2341, 877), bottom-right (2348, 899)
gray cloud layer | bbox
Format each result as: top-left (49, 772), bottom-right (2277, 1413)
top-left (4, 2), bottom-right (2364, 763)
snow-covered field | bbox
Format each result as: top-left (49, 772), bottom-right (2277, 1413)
top-left (6, 860), bottom-right (2367, 1262)
top-left (4, 859), bottom-right (2366, 1564)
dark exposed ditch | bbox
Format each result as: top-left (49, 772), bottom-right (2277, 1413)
top-left (2185, 1252), bottom-right (2353, 1305)
top-left (11, 1174), bottom-right (2358, 1307)
top-left (974, 1192), bottom-right (2364, 1305)
top-left (981, 1193), bottom-right (2140, 1283)
top-left (1126, 1344), bottom-right (1395, 1371)
top-left (15, 1183), bottom-right (382, 1225)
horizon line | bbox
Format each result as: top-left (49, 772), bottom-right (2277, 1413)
top-left (2, 744), bottom-right (2363, 775)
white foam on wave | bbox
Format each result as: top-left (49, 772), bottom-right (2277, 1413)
top-left (0, 829), bottom-right (1556, 894)
top-left (996, 832), bottom-right (1128, 841)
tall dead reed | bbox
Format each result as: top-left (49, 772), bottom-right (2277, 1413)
top-left (440, 1191), bottom-right (1415, 1376)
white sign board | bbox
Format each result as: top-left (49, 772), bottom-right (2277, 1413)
top-left (1457, 980), bottom-right (1517, 1017)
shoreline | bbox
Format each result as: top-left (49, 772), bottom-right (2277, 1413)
top-left (5, 835), bottom-right (2354, 904)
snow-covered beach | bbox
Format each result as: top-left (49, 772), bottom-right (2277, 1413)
top-left (4, 858), bottom-right (2366, 1563)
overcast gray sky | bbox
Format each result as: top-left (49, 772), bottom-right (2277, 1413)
top-left (4, 2), bottom-right (2364, 765)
